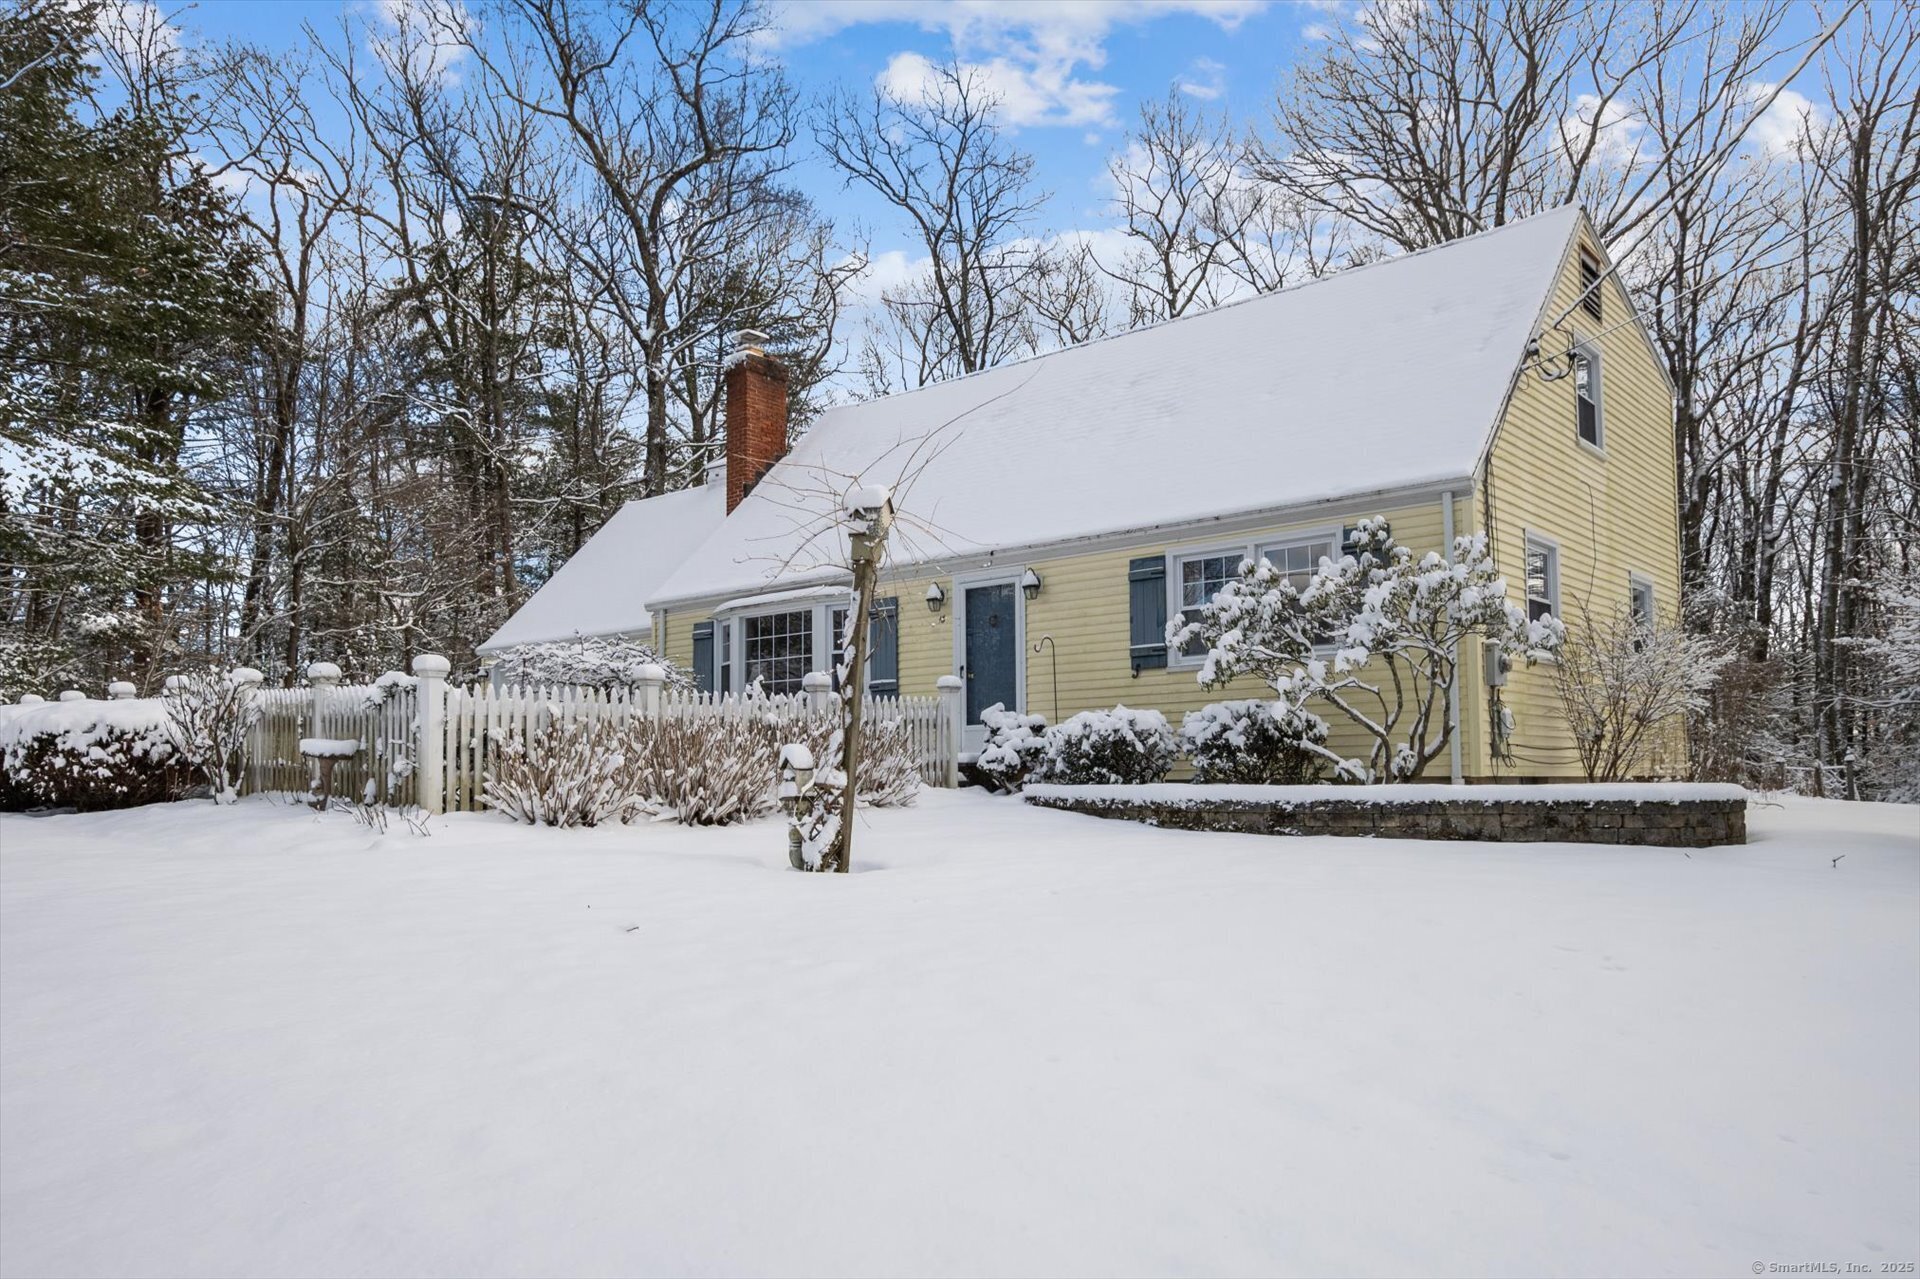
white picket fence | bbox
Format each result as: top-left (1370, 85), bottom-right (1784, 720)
top-left (241, 657), bottom-right (962, 814)
top-left (244, 679), bottom-right (420, 807)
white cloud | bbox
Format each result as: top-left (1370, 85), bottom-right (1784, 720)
top-left (877, 49), bottom-right (1119, 128)
top-left (90, 0), bottom-right (180, 69)
top-left (1743, 83), bottom-right (1826, 157)
top-left (1561, 93), bottom-right (1650, 170)
top-left (843, 247), bottom-right (930, 311)
top-left (1177, 56), bottom-right (1226, 101)
top-left (772, 1), bottom-right (1268, 130)
top-left (366, 0), bottom-right (472, 86)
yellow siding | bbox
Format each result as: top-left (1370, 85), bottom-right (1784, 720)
top-left (1480, 223), bottom-right (1683, 778)
top-left (886, 495), bottom-right (1475, 777)
top-left (658, 609), bottom-right (700, 673)
top-left (652, 220), bottom-right (1681, 785)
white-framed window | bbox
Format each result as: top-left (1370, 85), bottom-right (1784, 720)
top-left (1629, 574), bottom-right (1655, 627)
top-left (1256, 536), bottom-right (1337, 595)
top-left (829, 605), bottom-right (849, 687)
top-left (1573, 340), bottom-right (1603, 448)
top-left (1172, 532), bottom-right (1340, 663)
top-left (742, 609), bottom-right (812, 695)
top-left (1175, 550), bottom-right (1243, 657)
top-left (717, 620), bottom-right (732, 694)
top-left (1525, 533), bottom-right (1560, 623)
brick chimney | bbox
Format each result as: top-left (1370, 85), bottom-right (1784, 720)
top-left (723, 329), bottom-right (789, 513)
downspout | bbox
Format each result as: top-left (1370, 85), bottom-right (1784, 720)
top-left (1443, 490), bottom-right (1464, 785)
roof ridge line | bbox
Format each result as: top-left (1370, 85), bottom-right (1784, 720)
top-left (822, 202), bottom-right (1585, 412)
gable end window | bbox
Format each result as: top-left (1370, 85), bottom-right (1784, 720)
top-left (1573, 342), bottom-right (1602, 448)
top-left (1525, 535), bottom-right (1560, 624)
top-left (1579, 249), bottom-right (1603, 322)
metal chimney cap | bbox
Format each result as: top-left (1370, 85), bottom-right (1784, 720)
top-left (731, 328), bottom-right (771, 352)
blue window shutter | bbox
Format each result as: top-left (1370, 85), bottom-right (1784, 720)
top-left (868, 597), bottom-right (899, 696)
top-left (1343, 522), bottom-right (1390, 562)
top-left (1129, 556), bottom-right (1167, 671)
top-left (691, 621), bottom-right (715, 693)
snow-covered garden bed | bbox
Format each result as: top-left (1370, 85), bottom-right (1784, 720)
top-left (1, 793), bottom-right (1913, 1275)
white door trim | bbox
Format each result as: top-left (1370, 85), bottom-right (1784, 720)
top-left (951, 568), bottom-right (1026, 752)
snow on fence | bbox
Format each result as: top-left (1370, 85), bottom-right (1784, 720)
top-left (430, 668), bottom-right (958, 814)
top-left (244, 669), bottom-right (418, 807)
top-left (15, 657), bottom-right (963, 814)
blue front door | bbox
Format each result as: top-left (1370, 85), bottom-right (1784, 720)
top-left (964, 582), bottom-right (1018, 725)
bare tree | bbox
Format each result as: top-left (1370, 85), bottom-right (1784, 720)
top-left (819, 59), bottom-right (1048, 389)
top-left (1103, 89), bottom-right (1319, 323)
top-left (1805, 0), bottom-right (1920, 796)
top-left (461, 0), bottom-right (842, 494)
top-left (1257, 0), bottom-right (1817, 249)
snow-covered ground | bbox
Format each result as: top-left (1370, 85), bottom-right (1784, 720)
top-left (2, 792), bottom-right (1915, 1278)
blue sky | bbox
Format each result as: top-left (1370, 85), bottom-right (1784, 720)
top-left (163, 0), bottom-right (1835, 318)
top-left (176, 0), bottom-right (1327, 276)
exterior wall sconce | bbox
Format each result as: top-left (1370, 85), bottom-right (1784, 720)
top-left (925, 581), bottom-right (946, 614)
top-left (1020, 568), bottom-right (1043, 601)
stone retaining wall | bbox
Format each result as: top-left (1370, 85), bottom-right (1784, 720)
top-left (1023, 790), bottom-right (1746, 848)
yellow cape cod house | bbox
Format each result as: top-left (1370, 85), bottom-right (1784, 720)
top-left (501, 204), bottom-right (1679, 781)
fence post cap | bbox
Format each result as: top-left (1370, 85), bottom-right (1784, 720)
top-left (228, 667), bottom-right (265, 687)
top-left (107, 681), bottom-right (137, 699)
top-left (18, 693), bottom-right (45, 704)
top-left (58, 689), bottom-right (86, 701)
top-left (306, 661), bottom-right (343, 682)
top-left (634, 663), bottom-right (666, 684)
top-left (935, 675), bottom-right (964, 690)
top-left (411, 653), bottom-right (451, 678)
top-left (801, 670), bottom-right (833, 692)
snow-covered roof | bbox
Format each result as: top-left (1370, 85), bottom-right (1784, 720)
top-left (478, 483), bottom-right (726, 653)
top-left (649, 205), bottom-right (1584, 611)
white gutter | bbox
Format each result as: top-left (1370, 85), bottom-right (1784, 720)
top-left (649, 474), bottom-right (1476, 618)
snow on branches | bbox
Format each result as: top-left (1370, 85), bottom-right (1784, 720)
top-left (162, 669), bottom-right (265, 804)
top-left (486, 636), bottom-right (692, 693)
top-left (1170, 517), bottom-right (1563, 782)
top-left (1550, 604), bottom-right (1730, 781)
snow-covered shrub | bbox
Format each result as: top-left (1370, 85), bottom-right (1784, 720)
top-left (0, 698), bottom-right (183, 811)
top-left (974, 703), bottom-right (1047, 792)
top-left (483, 716), bottom-right (639, 828)
top-left (1032, 706), bottom-right (1176, 786)
top-left (850, 718), bottom-right (922, 808)
top-left (792, 715), bottom-right (921, 809)
top-left (162, 669), bottom-right (264, 804)
top-left (1181, 699), bottom-right (1329, 784)
top-left (1172, 517), bottom-right (1562, 782)
top-left (1551, 605), bottom-right (1730, 781)
top-left (487, 636), bottom-right (692, 692)
top-left (625, 714), bottom-right (777, 826)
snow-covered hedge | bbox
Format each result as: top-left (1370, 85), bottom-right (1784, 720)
top-left (486, 636), bottom-right (692, 692)
top-left (1032, 706), bottom-right (1176, 787)
top-left (484, 718), bottom-right (638, 828)
top-left (479, 701), bottom-right (925, 828)
top-left (0, 698), bottom-right (183, 811)
top-left (974, 704), bottom-right (1047, 793)
top-left (1181, 700), bottom-right (1329, 785)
